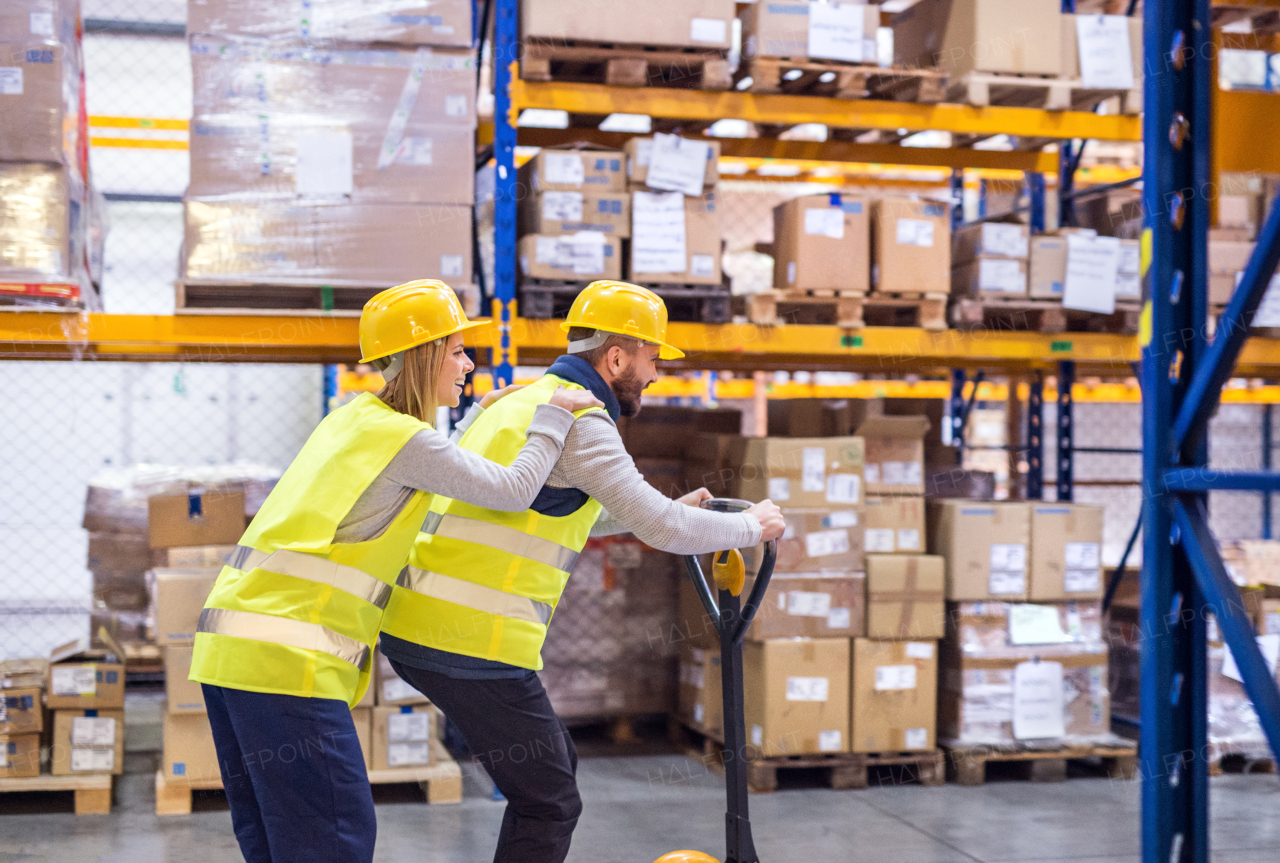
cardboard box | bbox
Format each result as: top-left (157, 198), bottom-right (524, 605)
top-left (1219, 195), bottom-right (1253, 230)
top-left (351, 707), bottom-right (373, 769)
top-left (772, 194), bottom-right (870, 292)
top-left (47, 657), bottom-right (125, 710)
top-left (88, 532), bottom-right (151, 575)
top-left (522, 0), bottom-right (735, 50)
top-left (733, 436), bottom-right (865, 509)
top-left (1029, 235), bottom-right (1068, 299)
top-left (634, 457), bottom-right (688, 499)
top-left (871, 199), bottom-right (951, 294)
top-left (627, 188), bottom-right (723, 285)
top-left (850, 638), bottom-right (938, 752)
top-left (936, 0), bottom-right (1063, 78)
top-left (51, 709), bottom-right (124, 775)
top-left (376, 651), bottom-right (429, 706)
top-left (152, 567), bottom-right (221, 645)
top-left (165, 645), bottom-right (206, 714)
top-left (0, 162), bottom-right (73, 282)
top-left (0, 687), bottom-right (43, 735)
top-left (162, 710), bottom-right (221, 782)
top-left (951, 257), bottom-right (1028, 298)
top-left (857, 416), bottom-right (929, 496)
top-left (0, 734), bottom-right (40, 778)
top-left (767, 399), bottom-right (865, 438)
top-left (183, 200), bottom-right (473, 285)
top-left (890, 0), bottom-right (947, 67)
top-left (865, 554), bottom-right (946, 639)
top-left (619, 405), bottom-right (698, 458)
top-left (520, 190), bottom-right (630, 238)
top-left (625, 137), bottom-right (720, 190)
top-left (518, 148), bottom-right (626, 194)
top-left (0, 42), bottom-right (68, 163)
top-left (952, 221), bottom-right (1030, 264)
top-left (158, 545), bottom-right (236, 568)
top-left (188, 0), bottom-right (473, 46)
top-left (746, 573), bottom-right (865, 639)
top-left (684, 433), bottom-right (740, 498)
top-left (1060, 13), bottom-right (1142, 89)
top-left (0, 0), bottom-right (77, 44)
top-left (742, 1), bottom-right (881, 63)
top-left (929, 501), bottom-right (1031, 601)
top-left (1029, 503), bottom-right (1103, 600)
top-left (1258, 598), bottom-right (1280, 636)
top-left (769, 509), bottom-right (866, 575)
top-left (148, 492), bottom-right (245, 550)
top-left (743, 638), bottom-right (850, 755)
top-left (372, 705), bottom-right (436, 770)
top-left (678, 644), bottom-right (723, 737)
top-left (862, 495), bottom-right (926, 555)
top-left (0, 658), bottom-right (47, 689)
top-left (518, 233), bottom-right (622, 281)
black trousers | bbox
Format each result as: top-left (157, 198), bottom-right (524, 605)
top-left (388, 659), bottom-right (582, 863)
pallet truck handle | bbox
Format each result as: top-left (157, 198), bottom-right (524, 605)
top-left (680, 498), bottom-right (778, 644)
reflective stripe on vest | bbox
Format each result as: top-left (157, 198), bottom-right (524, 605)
top-left (228, 545), bottom-right (393, 609)
top-left (396, 566), bottom-right (554, 626)
top-left (422, 512), bottom-right (580, 573)
top-left (197, 607), bottom-right (370, 668)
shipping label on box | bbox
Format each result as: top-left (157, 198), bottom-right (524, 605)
top-left (47, 659), bottom-right (125, 710)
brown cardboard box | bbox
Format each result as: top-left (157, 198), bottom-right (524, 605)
top-left (183, 200), bottom-right (473, 285)
top-left (164, 645), bottom-right (206, 714)
top-left (517, 148), bottom-right (626, 194)
top-left (351, 707), bottom-right (373, 769)
top-left (862, 495), bottom-right (926, 555)
top-left (519, 190), bottom-right (630, 239)
top-left (0, 658), bottom-right (47, 689)
top-left (51, 709), bottom-right (124, 775)
top-left (0, 687), bottom-right (43, 735)
top-left (871, 199), bottom-right (951, 293)
top-left (1060, 12), bottom-right (1142, 92)
top-left (742, 1), bottom-right (881, 62)
top-left (88, 532), bottom-right (151, 575)
top-left (0, 734), bottom-right (40, 778)
top-left (929, 501), bottom-right (1031, 600)
top-left (857, 416), bottom-right (929, 496)
top-left (951, 257), bottom-right (1028, 298)
top-left (162, 711), bottom-right (220, 782)
top-left (47, 656), bottom-right (125, 710)
top-left (1029, 503), bottom-right (1104, 600)
top-left (157, 545), bottom-right (236, 568)
top-left (518, 233), bottom-right (622, 281)
top-left (767, 399), bottom-right (865, 438)
top-left (1028, 235), bottom-right (1068, 299)
top-left (624, 137), bottom-right (720, 190)
top-left (865, 555), bottom-right (946, 639)
top-left (733, 436), bottom-right (865, 508)
top-left (678, 644), bottom-right (723, 737)
top-left (188, 0), bottom-right (473, 46)
top-left (952, 221), bottom-right (1030, 264)
top-left (744, 638), bottom-right (850, 755)
top-left (850, 638), bottom-right (938, 752)
top-left (684, 433), bottom-right (739, 498)
top-left (771, 194), bottom-right (870, 292)
top-left (0, 42), bottom-right (67, 163)
top-left (0, 162), bottom-right (73, 281)
top-left (937, 0), bottom-right (1064, 78)
top-left (375, 651), bottom-right (429, 706)
top-left (771, 509), bottom-right (865, 575)
top-left (890, 0), bottom-right (948, 67)
top-left (1258, 598), bottom-right (1280, 636)
top-left (634, 457), bottom-right (688, 499)
top-left (372, 705), bottom-right (436, 770)
top-left (152, 568), bottom-right (221, 645)
top-left (148, 492), bottom-right (246, 550)
top-left (1219, 195), bottom-right (1253, 230)
top-left (0, 1), bottom-right (77, 44)
top-left (522, 0), bottom-right (735, 50)
top-left (627, 188), bottom-right (723, 285)
top-left (746, 573), bottom-right (865, 639)
top-left (619, 405), bottom-right (697, 458)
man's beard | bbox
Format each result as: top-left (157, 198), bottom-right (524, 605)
top-left (611, 366), bottom-right (646, 418)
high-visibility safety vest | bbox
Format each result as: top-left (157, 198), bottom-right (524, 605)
top-left (189, 393), bottom-right (435, 707)
top-left (380, 374), bottom-right (605, 671)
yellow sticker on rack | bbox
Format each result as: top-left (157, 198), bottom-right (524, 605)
top-left (1140, 228), bottom-right (1152, 278)
top-left (1139, 300), bottom-right (1152, 347)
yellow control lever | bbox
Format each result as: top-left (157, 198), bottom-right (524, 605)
top-left (712, 548), bottom-right (746, 597)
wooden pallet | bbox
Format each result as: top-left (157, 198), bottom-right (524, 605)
top-left (521, 39), bottom-right (731, 90)
top-left (949, 71), bottom-right (1142, 114)
top-left (950, 296), bottom-right (1141, 334)
top-left (520, 279), bottom-right (730, 323)
top-left (1209, 750), bottom-right (1276, 776)
top-left (739, 289), bottom-right (947, 330)
top-left (943, 737), bottom-right (1138, 786)
top-left (155, 742), bottom-right (463, 816)
top-left (737, 56), bottom-right (948, 103)
top-left (0, 773), bottom-right (113, 815)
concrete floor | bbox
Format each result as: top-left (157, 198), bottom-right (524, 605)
top-left (0, 693), bottom-right (1277, 863)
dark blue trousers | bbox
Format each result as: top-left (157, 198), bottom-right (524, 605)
top-left (202, 684), bottom-right (376, 863)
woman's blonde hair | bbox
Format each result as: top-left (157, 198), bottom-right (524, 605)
top-left (374, 338), bottom-right (449, 424)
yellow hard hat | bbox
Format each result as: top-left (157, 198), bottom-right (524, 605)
top-left (560, 280), bottom-right (685, 360)
top-left (653, 852), bottom-right (719, 863)
top-left (359, 280), bottom-right (490, 363)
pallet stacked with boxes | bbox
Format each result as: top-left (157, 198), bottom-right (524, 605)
top-left (180, 0), bottom-right (478, 311)
top-left (47, 647), bottom-right (125, 783)
top-left (1, 0), bottom-right (102, 308)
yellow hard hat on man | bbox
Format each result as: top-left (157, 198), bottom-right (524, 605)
top-left (561, 280), bottom-right (684, 359)
top-left (359, 280), bottom-right (489, 377)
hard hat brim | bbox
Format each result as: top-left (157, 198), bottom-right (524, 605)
top-left (359, 318), bottom-right (493, 364)
top-left (559, 321), bottom-right (685, 360)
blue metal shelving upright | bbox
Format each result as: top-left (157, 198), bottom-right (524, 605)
top-left (490, 0), bottom-right (519, 388)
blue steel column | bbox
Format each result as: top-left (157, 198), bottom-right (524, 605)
top-left (1141, 1), bottom-right (1211, 861)
top-left (950, 169), bottom-right (964, 230)
top-left (322, 365), bottom-right (338, 417)
top-left (1026, 375), bottom-right (1044, 499)
top-left (949, 369), bottom-right (966, 464)
top-left (1027, 172), bottom-right (1046, 234)
top-left (1056, 360), bottom-right (1074, 502)
top-left (490, 0), bottom-right (518, 388)
top-left (1265, 404), bottom-right (1274, 539)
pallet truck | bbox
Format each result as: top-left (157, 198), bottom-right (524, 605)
top-left (655, 498), bottom-right (779, 863)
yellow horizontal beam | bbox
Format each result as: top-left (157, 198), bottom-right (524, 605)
top-left (90, 136), bottom-right (188, 150)
top-left (1216, 90), bottom-right (1280, 175)
top-left (510, 80), bottom-right (1142, 142)
top-left (88, 115), bottom-right (189, 131)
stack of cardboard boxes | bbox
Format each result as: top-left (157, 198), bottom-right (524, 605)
top-left (1, 659), bottom-right (47, 778)
top-left (369, 652), bottom-right (438, 772)
top-left (517, 148), bottom-right (629, 282)
top-left (182, 0), bottom-right (477, 295)
top-left (931, 501), bottom-right (1111, 745)
top-left (624, 135), bottom-right (723, 287)
top-left (47, 647), bottom-right (126, 779)
top-left (951, 222), bottom-right (1030, 299)
top-left (740, 1), bottom-right (883, 68)
top-left (156, 566), bottom-right (222, 784)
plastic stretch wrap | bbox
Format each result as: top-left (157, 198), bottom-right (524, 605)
top-left (82, 463), bottom-right (283, 534)
top-left (187, 0), bottom-right (473, 48)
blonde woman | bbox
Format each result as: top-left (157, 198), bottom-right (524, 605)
top-left (188, 281), bottom-right (602, 863)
